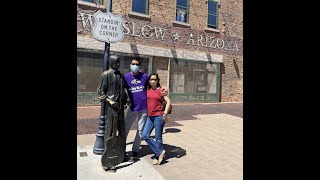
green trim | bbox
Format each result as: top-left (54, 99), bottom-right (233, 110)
top-left (171, 58), bottom-right (217, 64)
top-left (148, 56), bottom-right (153, 74)
top-left (170, 93), bottom-right (219, 103)
top-left (216, 63), bottom-right (221, 102)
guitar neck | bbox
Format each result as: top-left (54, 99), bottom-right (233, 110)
top-left (112, 74), bottom-right (123, 137)
top-left (113, 113), bottom-right (118, 136)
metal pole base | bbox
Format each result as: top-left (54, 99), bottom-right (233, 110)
top-left (93, 133), bottom-right (105, 155)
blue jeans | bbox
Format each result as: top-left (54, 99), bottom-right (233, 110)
top-left (124, 109), bottom-right (147, 153)
top-left (142, 115), bottom-right (165, 157)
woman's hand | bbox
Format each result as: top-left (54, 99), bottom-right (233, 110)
top-left (163, 114), bottom-right (169, 123)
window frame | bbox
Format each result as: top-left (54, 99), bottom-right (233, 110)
top-left (132, 0), bottom-right (149, 15)
top-left (81, 0), bottom-right (103, 5)
top-left (176, 0), bottom-right (189, 23)
top-left (207, 0), bottom-right (219, 29)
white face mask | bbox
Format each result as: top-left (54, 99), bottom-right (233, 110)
top-left (150, 81), bottom-right (157, 86)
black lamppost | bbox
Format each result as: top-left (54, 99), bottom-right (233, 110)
top-left (93, 0), bottom-right (113, 155)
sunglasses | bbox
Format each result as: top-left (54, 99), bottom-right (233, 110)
top-left (131, 63), bottom-right (140, 66)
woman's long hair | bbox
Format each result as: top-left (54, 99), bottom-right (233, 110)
top-left (147, 73), bottom-right (161, 90)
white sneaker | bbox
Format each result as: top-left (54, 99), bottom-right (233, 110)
top-left (152, 159), bottom-right (159, 165)
top-left (158, 150), bottom-right (166, 165)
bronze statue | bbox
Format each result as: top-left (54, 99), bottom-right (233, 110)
top-left (97, 55), bottom-right (128, 171)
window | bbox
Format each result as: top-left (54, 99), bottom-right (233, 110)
top-left (77, 50), bottom-right (151, 105)
top-left (169, 59), bottom-right (217, 94)
top-left (77, 51), bottom-right (104, 92)
top-left (81, 0), bottom-right (103, 5)
top-left (176, 0), bottom-right (189, 23)
top-left (208, 0), bottom-right (218, 29)
top-left (132, 0), bottom-right (148, 14)
top-left (77, 51), bottom-right (150, 93)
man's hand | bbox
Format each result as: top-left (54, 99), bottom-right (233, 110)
top-left (126, 99), bottom-right (132, 107)
top-left (161, 87), bottom-right (168, 96)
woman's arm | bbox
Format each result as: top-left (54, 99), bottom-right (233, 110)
top-left (162, 96), bottom-right (171, 123)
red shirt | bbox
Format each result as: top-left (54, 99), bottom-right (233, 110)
top-left (147, 87), bottom-right (164, 116)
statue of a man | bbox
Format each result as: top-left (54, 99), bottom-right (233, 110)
top-left (97, 55), bottom-right (127, 171)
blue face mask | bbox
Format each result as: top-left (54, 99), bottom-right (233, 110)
top-left (130, 65), bottom-right (139, 73)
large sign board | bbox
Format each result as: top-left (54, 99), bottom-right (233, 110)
top-left (92, 10), bottom-right (124, 43)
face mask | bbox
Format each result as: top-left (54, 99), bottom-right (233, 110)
top-left (130, 65), bottom-right (139, 73)
top-left (150, 81), bottom-right (157, 86)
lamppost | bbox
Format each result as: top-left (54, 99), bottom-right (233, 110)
top-left (93, 0), bottom-right (113, 155)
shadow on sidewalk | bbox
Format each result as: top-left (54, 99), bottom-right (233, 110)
top-left (163, 128), bottom-right (181, 134)
top-left (126, 128), bottom-right (181, 145)
top-left (139, 144), bottom-right (187, 164)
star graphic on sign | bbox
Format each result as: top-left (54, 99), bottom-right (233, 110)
top-left (172, 32), bottom-right (180, 41)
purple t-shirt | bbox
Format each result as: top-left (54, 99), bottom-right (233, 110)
top-left (124, 72), bottom-right (149, 112)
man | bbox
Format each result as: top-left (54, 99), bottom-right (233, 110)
top-left (123, 57), bottom-right (167, 160)
top-left (97, 55), bottom-right (128, 171)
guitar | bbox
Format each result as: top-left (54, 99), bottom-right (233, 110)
top-left (101, 112), bottom-right (125, 169)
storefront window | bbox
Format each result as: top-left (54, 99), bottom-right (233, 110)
top-left (169, 59), bottom-right (217, 94)
top-left (78, 50), bottom-right (150, 92)
top-left (77, 51), bottom-right (104, 92)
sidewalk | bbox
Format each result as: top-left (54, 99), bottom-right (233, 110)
top-left (77, 102), bottom-right (243, 180)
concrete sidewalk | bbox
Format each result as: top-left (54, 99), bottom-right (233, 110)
top-left (77, 107), bottom-right (243, 180)
top-left (77, 144), bottom-right (165, 180)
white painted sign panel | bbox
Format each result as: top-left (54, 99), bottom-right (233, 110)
top-left (92, 10), bottom-right (124, 43)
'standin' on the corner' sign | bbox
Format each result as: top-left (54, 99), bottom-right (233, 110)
top-left (92, 10), bottom-right (124, 43)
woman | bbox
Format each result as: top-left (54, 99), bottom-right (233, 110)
top-left (142, 73), bottom-right (171, 165)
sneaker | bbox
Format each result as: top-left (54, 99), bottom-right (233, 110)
top-left (158, 150), bottom-right (166, 165)
top-left (132, 152), bottom-right (140, 160)
top-left (152, 158), bottom-right (159, 165)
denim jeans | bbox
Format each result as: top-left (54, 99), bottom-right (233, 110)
top-left (142, 115), bottom-right (165, 157)
top-left (124, 108), bottom-right (148, 153)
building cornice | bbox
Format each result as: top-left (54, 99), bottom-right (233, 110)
top-left (77, 36), bottom-right (223, 62)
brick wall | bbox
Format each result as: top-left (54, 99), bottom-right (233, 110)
top-left (220, 55), bottom-right (243, 102)
top-left (152, 56), bottom-right (169, 88)
top-left (77, 0), bottom-right (242, 55)
top-left (77, 0), bottom-right (243, 102)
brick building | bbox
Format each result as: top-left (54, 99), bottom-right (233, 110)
top-left (77, 0), bottom-right (243, 105)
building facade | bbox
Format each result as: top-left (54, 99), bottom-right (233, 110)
top-left (77, 0), bottom-right (243, 105)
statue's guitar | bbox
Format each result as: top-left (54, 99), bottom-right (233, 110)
top-left (101, 112), bottom-right (124, 169)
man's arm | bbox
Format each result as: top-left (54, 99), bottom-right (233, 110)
top-left (97, 72), bottom-right (108, 101)
top-left (122, 74), bottom-right (132, 107)
top-left (121, 74), bottom-right (129, 107)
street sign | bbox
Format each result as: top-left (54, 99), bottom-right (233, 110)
top-left (92, 10), bottom-right (124, 43)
